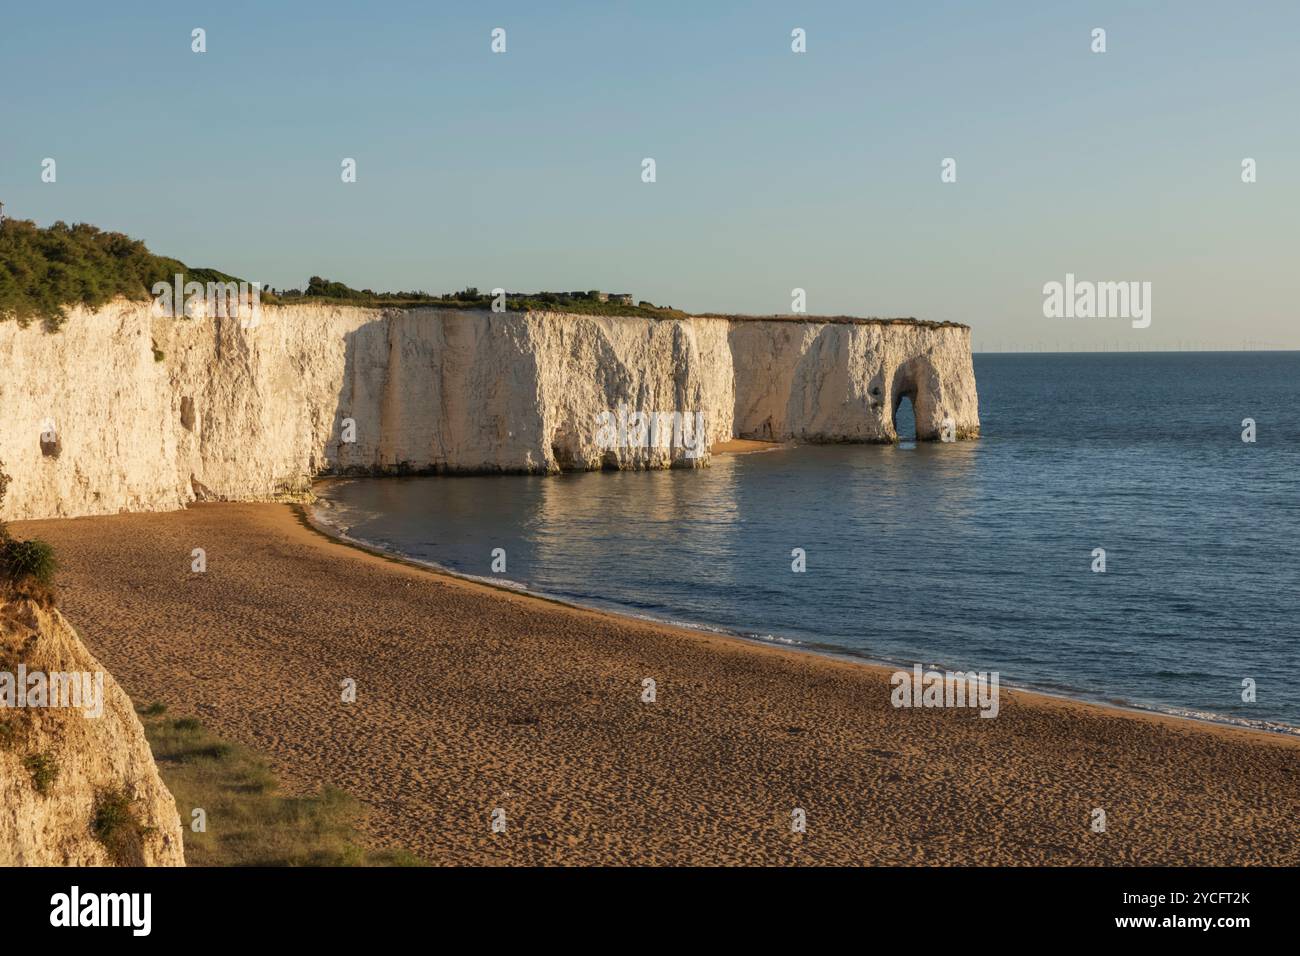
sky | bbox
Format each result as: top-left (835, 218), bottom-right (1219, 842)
top-left (2, 1), bottom-right (1297, 350)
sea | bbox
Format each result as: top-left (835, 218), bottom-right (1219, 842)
top-left (313, 352), bottom-right (1300, 734)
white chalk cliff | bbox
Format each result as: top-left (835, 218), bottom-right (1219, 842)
top-left (0, 303), bottom-right (979, 520)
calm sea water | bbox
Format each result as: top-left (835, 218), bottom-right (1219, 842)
top-left (314, 353), bottom-right (1300, 733)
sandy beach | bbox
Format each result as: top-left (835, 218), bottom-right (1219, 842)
top-left (709, 438), bottom-right (787, 455)
top-left (13, 502), bottom-right (1300, 866)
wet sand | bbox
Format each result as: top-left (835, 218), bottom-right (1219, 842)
top-left (710, 438), bottom-right (786, 455)
top-left (13, 503), bottom-right (1300, 865)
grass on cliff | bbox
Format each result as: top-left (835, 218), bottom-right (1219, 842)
top-left (0, 217), bottom-right (687, 327)
top-left (1, 216), bottom-right (964, 330)
top-left (268, 279), bottom-right (693, 319)
top-left (0, 539), bottom-right (58, 587)
top-left (23, 752), bottom-right (59, 794)
top-left (139, 704), bottom-right (421, 866)
top-left (0, 458), bottom-right (59, 602)
top-left (92, 787), bottom-right (149, 866)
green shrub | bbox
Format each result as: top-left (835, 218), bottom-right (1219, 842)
top-left (91, 788), bottom-right (148, 865)
top-left (0, 217), bottom-right (245, 330)
top-left (0, 216), bottom-right (698, 328)
top-left (24, 753), bottom-right (58, 794)
top-left (0, 538), bottom-right (58, 586)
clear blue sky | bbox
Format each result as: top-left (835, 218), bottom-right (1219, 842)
top-left (2, 1), bottom-right (1296, 350)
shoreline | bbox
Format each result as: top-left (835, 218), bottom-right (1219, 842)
top-left (14, 502), bottom-right (1300, 865)
top-left (307, 486), bottom-right (1300, 742)
top-left (709, 438), bottom-right (790, 456)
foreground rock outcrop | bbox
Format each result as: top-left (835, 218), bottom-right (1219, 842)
top-left (0, 593), bottom-right (184, 865)
top-left (0, 303), bottom-right (979, 520)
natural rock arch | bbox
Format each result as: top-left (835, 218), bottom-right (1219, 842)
top-left (890, 358), bottom-right (940, 441)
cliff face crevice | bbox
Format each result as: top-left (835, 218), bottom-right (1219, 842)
top-left (0, 303), bottom-right (979, 520)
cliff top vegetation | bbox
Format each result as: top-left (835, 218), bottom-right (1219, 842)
top-left (276, 280), bottom-right (694, 320)
top-left (0, 218), bottom-right (240, 330)
top-left (0, 218), bottom-right (966, 330)
top-left (269, 281), bottom-right (967, 327)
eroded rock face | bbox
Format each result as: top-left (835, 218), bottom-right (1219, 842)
top-left (729, 320), bottom-right (979, 443)
top-left (0, 595), bottom-right (185, 866)
top-left (0, 304), bottom-right (979, 520)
